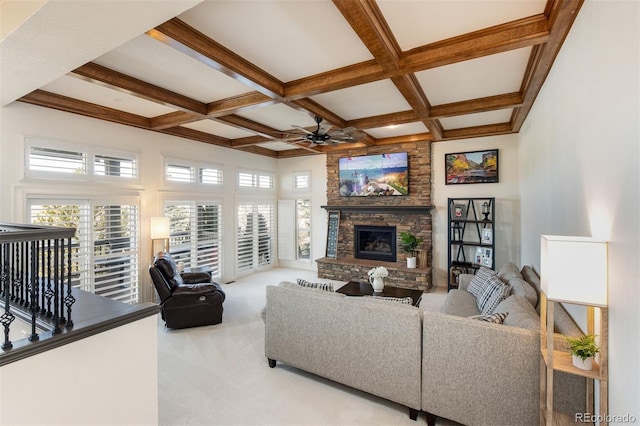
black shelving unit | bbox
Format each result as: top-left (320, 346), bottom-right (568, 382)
top-left (447, 197), bottom-right (495, 291)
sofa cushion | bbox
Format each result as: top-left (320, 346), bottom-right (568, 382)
top-left (466, 267), bottom-right (496, 298)
top-left (441, 289), bottom-right (480, 317)
top-left (468, 312), bottom-right (508, 324)
top-left (520, 265), bottom-right (542, 310)
top-left (498, 262), bottom-right (522, 282)
top-left (494, 295), bottom-right (540, 330)
top-left (508, 277), bottom-right (538, 308)
top-left (369, 295), bottom-right (413, 304)
top-left (477, 275), bottom-right (510, 314)
top-left (296, 278), bottom-right (334, 292)
top-left (280, 281), bottom-right (344, 297)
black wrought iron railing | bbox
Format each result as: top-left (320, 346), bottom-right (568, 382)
top-left (0, 223), bottom-right (76, 351)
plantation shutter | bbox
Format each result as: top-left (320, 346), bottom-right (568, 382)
top-left (277, 200), bottom-right (296, 260)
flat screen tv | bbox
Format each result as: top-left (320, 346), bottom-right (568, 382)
top-left (338, 152), bottom-right (408, 197)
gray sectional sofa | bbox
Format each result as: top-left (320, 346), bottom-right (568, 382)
top-left (265, 264), bottom-right (586, 425)
top-left (265, 281), bottom-right (423, 420)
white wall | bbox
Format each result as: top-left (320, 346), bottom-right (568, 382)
top-left (431, 134), bottom-right (521, 287)
top-left (519, 1), bottom-right (639, 419)
top-left (0, 316), bottom-right (158, 425)
top-left (0, 102), bottom-right (277, 294)
top-left (277, 155), bottom-right (328, 271)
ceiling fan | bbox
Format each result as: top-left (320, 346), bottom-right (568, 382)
top-left (283, 115), bottom-right (365, 150)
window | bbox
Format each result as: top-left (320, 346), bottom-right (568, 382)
top-left (165, 160), bottom-right (223, 185)
top-left (296, 199), bottom-right (311, 260)
top-left (25, 138), bottom-right (138, 180)
top-left (237, 202), bottom-right (274, 273)
top-left (238, 170), bottom-right (274, 189)
top-left (164, 201), bottom-right (223, 277)
top-left (28, 146), bottom-right (86, 175)
top-left (29, 199), bottom-right (139, 304)
top-left (293, 172), bottom-right (310, 190)
top-left (94, 154), bottom-right (137, 178)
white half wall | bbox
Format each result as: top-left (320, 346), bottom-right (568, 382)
top-left (431, 134), bottom-right (521, 287)
top-left (0, 315), bottom-right (159, 425)
top-left (518, 1), bottom-right (639, 419)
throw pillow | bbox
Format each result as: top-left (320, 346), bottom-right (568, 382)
top-left (369, 295), bottom-right (413, 304)
top-left (508, 277), bottom-right (538, 308)
top-left (296, 278), bottom-right (334, 292)
top-left (468, 312), bottom-right (508, 324)
top-left (476, 275), bottom-right (510, 314)
top-left (466, 267), bottom-right (496, 298)
top-left (497, 262), bottom-right (523, 282)
top-left (495, 295), bottom-right (539, 330)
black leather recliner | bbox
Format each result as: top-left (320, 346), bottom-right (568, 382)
top-left (149, 252), bottom-right (225, 329)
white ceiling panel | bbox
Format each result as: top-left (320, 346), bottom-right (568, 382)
top-left (182, 120), bottom-right (255, 139)
top-left (379, 0), bottom-right (546, 50)
top-left (178, 0), bottom-right (373, 82)
top-left (310, 79), bottom-right (411, 120)
top-left (440, 109), bottom-right (513, 130)
top-left (258, 141), bottom-right (298, 151)
top-left (416, 47), bottom-right (531, 105)
top-left (236, 103), bottom-right (317, 131)
top-left (93, 35), bottom-right (252, 103)
top-left (41, 75), bottom-right (176, 117)
top-left (366, 122), bottom-right (429, 139)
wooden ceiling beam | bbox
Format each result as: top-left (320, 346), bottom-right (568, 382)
top-left (346, 110), bottom-right (419, 129)
top-left (159, 126), bottom-right (232, 148)
top-left (148, 18), bottom-right (285, 99)
top-left (19, 90), bottom-right (151, 129)
top-left (289, 98), bottom-right (347, 128)
top-left (151, 111), bottom-right (202, 130)
top-left (443, 123), bottom-right (513, 140)
top-left (392, 74), bottom-right (443, 140)
top-left (207, 91), bottom-right (275, 117)
top-left (71, 62), bottom-right (208, 115)
top-left (401, 14), bottom-right (550, 73)
top-left (430, 92), bottom-right (524, 119)
top-left (375, 133), bottom-right (433, 146)
top-left (511, 0), bottom-right (584, 130)
top-left (332, 0), bottom-right (401, 71)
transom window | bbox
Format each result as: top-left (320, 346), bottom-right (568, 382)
top-left (238, 170), bottom-right (274, 190)
top-left (165, 159), bottom-right (223, 185)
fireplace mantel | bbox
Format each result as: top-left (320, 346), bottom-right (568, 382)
top-left (321, 205), bottom-right (434, 215)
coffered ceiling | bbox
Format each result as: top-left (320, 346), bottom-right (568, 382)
top-left (5, 0), bottom-right (583, 158)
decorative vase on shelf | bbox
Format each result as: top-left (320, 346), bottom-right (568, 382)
top-left (572, 355), bottom-right (593, 371)
top-left (369, 276), bottom-right (385, 292)
top-left (407, 257), bottom-right (417, 268)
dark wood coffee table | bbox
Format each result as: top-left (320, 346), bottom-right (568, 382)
top-left (336, 280), bottom-right (423, 307)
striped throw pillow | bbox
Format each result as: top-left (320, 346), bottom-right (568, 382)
top-left (467, 267), bottom-right (496, 298)
top-left (477, 275), bottom-right (510, 314)
top-left (468, 312), bottom-right (508, 324)
top-left (370, 295), bottom-right (414, 304)
top-left (296, 278), bottom-right (334, 292)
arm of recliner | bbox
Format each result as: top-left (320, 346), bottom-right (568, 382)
top-left (173, 283), bottom-right (219, 296)
top-left (180, 272), bottom-right (211, 284)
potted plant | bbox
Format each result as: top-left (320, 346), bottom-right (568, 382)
top-left (566, 334), bottom-right (599, 371)
top-left (399, 231), bottom-right (423, 268)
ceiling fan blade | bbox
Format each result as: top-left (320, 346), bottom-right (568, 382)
top-left (319, 122), bottom-right (333, 134)
top-left (291, 124), bottom-right (314, 135)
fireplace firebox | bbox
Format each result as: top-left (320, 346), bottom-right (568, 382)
top-left (354, 225), bottom-right (396, 262)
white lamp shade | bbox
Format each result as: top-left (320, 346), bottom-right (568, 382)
top-left (150, 217), bottom-right (170, 240)
top-left (541, 235), bottom-right (608, 306)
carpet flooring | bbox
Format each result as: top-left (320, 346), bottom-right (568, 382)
top-left (158, 267), bottom-right (458, 426)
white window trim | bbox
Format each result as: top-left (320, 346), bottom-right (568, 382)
top-left (236, 168), bottom-right (276, 192)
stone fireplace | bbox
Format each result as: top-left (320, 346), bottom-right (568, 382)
top-left (316, 142), bottom-right (433, 291)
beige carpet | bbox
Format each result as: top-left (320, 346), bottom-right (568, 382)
top-left (158, 267), bottom-right (456, 426)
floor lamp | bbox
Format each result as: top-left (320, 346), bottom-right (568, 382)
top-left (150, 216), bottom-right (170, 262)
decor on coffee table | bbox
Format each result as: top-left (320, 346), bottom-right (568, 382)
top-left (367, 266), bottom-right (388, 292)
top-left (540, 235), bottom-right (608, 425)
top-left (400, 231), bottom-right (423, 269)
